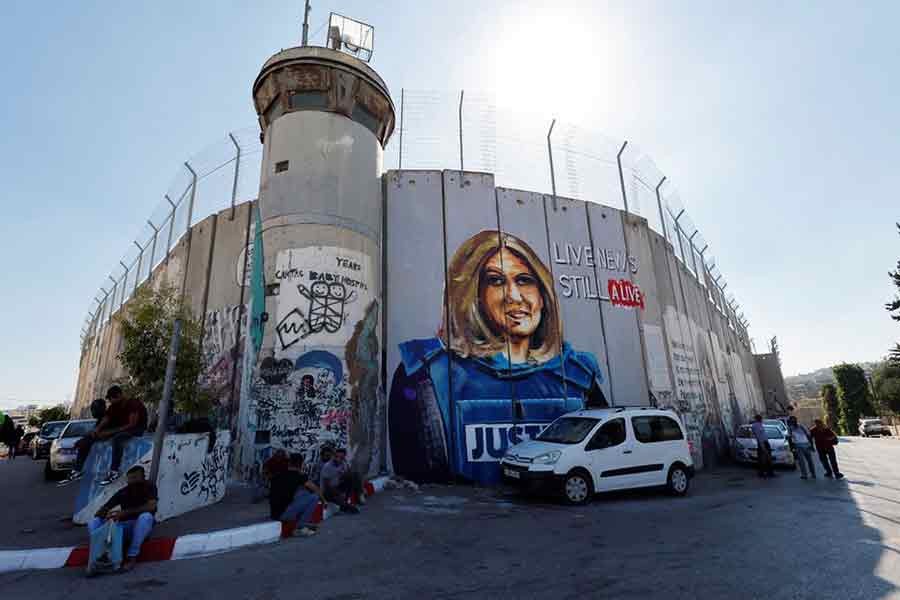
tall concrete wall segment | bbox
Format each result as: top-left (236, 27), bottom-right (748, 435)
top-left (385, 171), bottom-right (766, 481)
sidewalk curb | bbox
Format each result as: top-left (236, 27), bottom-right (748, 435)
top-left (0, 476), bottom-right (390, 574)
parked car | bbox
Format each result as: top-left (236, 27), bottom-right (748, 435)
top-left (733, 424), bottom-right (796, 468)
top-left (764, 419), bottom-right (789, 437)
top-left (45, 419), bottom-right (95, 481)
top-left (500, 407), bottom-right (695, 505)
top-left (859, 418), bottom-right (891, 437)
top-left (32, 420), bottom-right (68, 460)
top-left (18, 431), bottom-right (37, 455)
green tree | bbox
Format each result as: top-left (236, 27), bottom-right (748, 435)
top-left (832, 363), bottom-right (876, 435)
top-left (117, 283), bottom-right (212, 418)
top-left (36, 405), bottom-right (70, 425)
top-left (872, 361), bottom-right (900, 414)
top-left (821, 384), bottom-right (840, 430)
top-left (888, 223), bottom-right (900, 364)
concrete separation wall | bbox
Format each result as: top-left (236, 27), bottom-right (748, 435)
top-left (73, 431), bottom-right (230, 525)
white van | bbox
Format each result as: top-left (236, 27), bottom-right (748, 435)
top-left (500, 407), bottom-right (695, 505)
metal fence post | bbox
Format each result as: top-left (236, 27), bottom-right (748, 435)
top-left (165, 194), bottom-right (176, 265)
top-left (687, 231), bottom-right (699, 276)
top-left (147, 220), bottom-right (159, 276)
top-left (228, 132), bottom-right (241, 221)
top-left (133, 241), bottom-right (144, 293)
top-left (398, 88), bottom-right (404, 169)
top-left (673, 209), bottom-right (687, 265)
top-left (184, 162), bottom-right (197, 232)
top-left (458, 90), bottom-right (464, 172)
top-left (547, 119), bottom-right (558, 211)
top-left (119, 262), bottom-right (130, 306)
top-left (616, 141), bottom-right (629, 214)
top-left (655, 177), bottom-right (667, 241)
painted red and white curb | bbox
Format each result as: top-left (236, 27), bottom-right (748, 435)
top-left (0, 476), bottom-right (389, 574)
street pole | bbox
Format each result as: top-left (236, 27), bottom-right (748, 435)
top-left (149, 318), bottom-right (182, 484)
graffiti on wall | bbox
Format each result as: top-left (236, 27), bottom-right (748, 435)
top-left (389, 231), bottom-right (607, 485)
top-left (247, 245), bottom-right (378, 476)
top-left (200, 304), bottom-right (247, 419)
top-left (273, 247), bottom-right (373, 355)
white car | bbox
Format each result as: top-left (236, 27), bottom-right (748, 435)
top-left (500, 408), bottom-right (695, 505)
top-left (733, 424), bottom-right (795, 468)
top-left (859, 418), bottom-right (891, 437)
top-left (46, 419), bottom-right (95, 481)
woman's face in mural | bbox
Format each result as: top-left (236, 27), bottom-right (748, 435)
top-left (479, 248), bottom-right (544, 344)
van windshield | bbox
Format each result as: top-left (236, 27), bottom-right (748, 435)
top-left (537, 417), bottom-right (599, 444)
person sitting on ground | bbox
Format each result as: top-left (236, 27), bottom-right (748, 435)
top-left (64, 385), bottom-right (148, 486)
top-left (88, 465), bottom-right (158, 572)
top-left (269, 454), bottom-right (324, 537)
top-left (253, 449), bottom-right (289, 502)
top-left (810, 418), bottom-right (844, 479)
top-left (309, 444), bottom-right (334, 489)
top-left (787, 416), bottom-right (816, 480)
top-left (320, 448), bottom-right (364, 513)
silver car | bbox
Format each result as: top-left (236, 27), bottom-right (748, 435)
top-left (859, 418), bottom-right (891, 437)
top-left (46, 419), bottom-right (95, 481)
top-left (733, 424), bottom-right (796, 468)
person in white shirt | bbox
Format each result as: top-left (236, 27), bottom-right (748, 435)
top-left (750, 414), bottom-right (775, 478)
top-left (787, 416), bottom-right (816, 480)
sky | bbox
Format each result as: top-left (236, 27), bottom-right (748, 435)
top-left (1, 0), bottom-right (898, 410)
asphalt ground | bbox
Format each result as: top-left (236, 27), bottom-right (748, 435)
top-left (3, 436), bottom-right (900, 599)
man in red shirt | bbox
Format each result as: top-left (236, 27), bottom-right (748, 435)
top-left (810, 419), bottom-right (844, 479)
top-left (62, 385), bottom-right (148, 486)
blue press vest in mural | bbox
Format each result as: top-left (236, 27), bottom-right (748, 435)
top-left (399, 338), bottom-right (604, 485)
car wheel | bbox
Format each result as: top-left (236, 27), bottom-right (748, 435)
top-left (44, 461), bottom-right (56, 481)
top-left (667, 464), bottom-right (690, 497)
top-left (563, 470), bottom-right (593, 506)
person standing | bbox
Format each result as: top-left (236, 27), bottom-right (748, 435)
top-left (750, 414), bottom-right (775, 478)
top-left (810, 419), bottom-right (843, 479)
top-left (787, 416), bottom-right (816, 479)
top-left (62, 386), bottom-right (148, 486)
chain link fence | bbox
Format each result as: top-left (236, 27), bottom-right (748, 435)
top-left (81, 90), bottom-right (751, 351)
top-left (80, 128), bottom-right (263, 348)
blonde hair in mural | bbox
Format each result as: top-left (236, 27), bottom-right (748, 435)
top-left (439, 230), bottom-right (562, 363)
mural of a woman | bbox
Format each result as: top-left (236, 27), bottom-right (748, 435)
top-left (389, 230), bottom-right (607, 485)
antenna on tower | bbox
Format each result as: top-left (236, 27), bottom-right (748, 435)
top-left (301, 0), bottom-right (312, 46)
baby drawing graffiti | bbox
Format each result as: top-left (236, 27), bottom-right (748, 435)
top-left (389, 231), bottom-right (607, 485)
top-left (299, 280), bottom-right (356, 334)
top-left (273, 247), bottom-right (373, 357)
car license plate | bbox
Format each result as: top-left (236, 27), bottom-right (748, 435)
top-left (504, 468), bottom-right (520, 479)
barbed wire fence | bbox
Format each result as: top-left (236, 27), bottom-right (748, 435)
top-left (81, 91), bottom-right (751, 353)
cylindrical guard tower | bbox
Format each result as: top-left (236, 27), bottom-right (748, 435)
top-left (240, 45), bottom-right (395, 480)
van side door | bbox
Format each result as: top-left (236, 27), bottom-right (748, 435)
top-left (584, 417), bottom-right (643, 491)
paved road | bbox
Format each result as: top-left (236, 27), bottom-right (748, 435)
top-left (4, 436), bottom-right (900, 599)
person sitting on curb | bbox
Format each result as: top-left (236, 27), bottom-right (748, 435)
top-left (320, 448), bottom-right (364, 513)
top-left (63, 385), bottom-right (148, 486)
top-left (88, 465), bottom-right (158, 572)
top-left (810, 418), bottom-right (844, 479)
top-left (253, 449), bottom-right (289, 503)
top-left (309, 444), bottom-right (334, 489)
top-left (270, 454), bottom-right (324, 537)
top-left (787, 416), bottom-right (816, 480)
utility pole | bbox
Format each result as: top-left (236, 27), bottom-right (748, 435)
top-left (149, 319), bottom-right (182, 484)
top-left (301, 0), bottom-right (312, 46)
